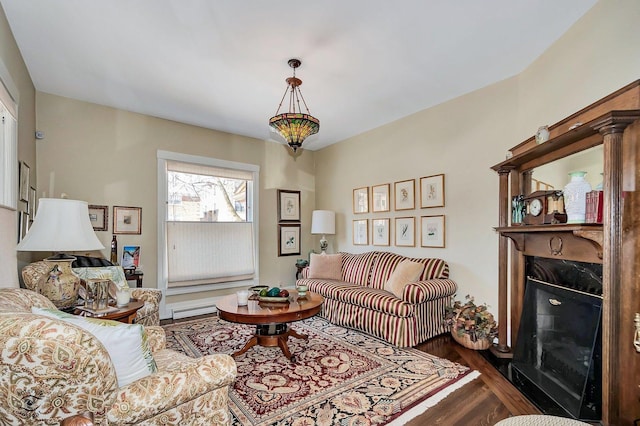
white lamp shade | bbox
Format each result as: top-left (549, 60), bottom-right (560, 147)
top-left (311, 210), bottom-right (335, 235)
top-left (16, 198), bottom-right (105, 252)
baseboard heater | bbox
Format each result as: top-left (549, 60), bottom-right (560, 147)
top-left (168, 296), bottom-right (222, 320)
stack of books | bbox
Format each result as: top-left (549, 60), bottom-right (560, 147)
top-left (585, 191), bottom-right (603, 223)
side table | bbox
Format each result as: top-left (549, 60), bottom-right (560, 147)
top-left (74, 300), bottom-right (144, 324)
top-left (124, 270), bottom-right (144, 288)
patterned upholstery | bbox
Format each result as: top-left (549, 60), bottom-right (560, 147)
top-left (0, 288), bottom-right (237, 425)
top-left (298, 251), bottom-right (457, 347)
top-left (22, 260), bottom-right (162, 326)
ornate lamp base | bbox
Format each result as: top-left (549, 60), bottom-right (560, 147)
top-left (37, 256), bottom-right (80, 310)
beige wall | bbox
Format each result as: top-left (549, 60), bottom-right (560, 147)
top-left (35, 93), bottom-right (316, 305)
top-left (314, 0), bottom-right (640, 314)
top-left (0, 4), bottom-right (36, 287)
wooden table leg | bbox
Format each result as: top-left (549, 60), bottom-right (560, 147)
top-left (233, 325), bottom-right (309, 361)
top-left (288, 328), bottom-right (308, 341)
top-left (232, 335), bottom-right (258, 358)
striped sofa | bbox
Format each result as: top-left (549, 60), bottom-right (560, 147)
top-left (297, 251), bottom-right (457, 347)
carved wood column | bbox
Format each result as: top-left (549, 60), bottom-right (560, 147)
top-left (491, 167), bottom-right (513, 357)
top-left (595, 118), bottom-right (630, 426)
top-left (619, 119), bottom-right (640, 425)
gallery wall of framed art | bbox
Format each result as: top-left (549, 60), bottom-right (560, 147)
top-left (277, 189), bottom-right (301, 256)
top-left (350, 173), bottom-right (446, 249)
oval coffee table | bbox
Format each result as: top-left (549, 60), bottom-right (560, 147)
top-left (216, 290), bottom-right (323, 361)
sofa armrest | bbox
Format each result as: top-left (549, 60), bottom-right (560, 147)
top-left (131, 288), bottom-right (162, 305)
top-left (144, 326), bottom-right (167, 352)
top-left (107, 353), bottom-right (236, 424)
top-left (401, 279), bottom-right (457, 304)
top-left (300, 266), bottom-right (310, 279)
top-left (0, 313), bottom-right (119, 423)
top-left (131, 288), bottom-right (162, 326)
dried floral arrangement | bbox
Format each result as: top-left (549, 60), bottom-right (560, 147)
top-left (445, 295), bottom-right (498, 343)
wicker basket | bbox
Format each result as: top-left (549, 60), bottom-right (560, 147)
top-left (451, 331), bottom-right (491, 350)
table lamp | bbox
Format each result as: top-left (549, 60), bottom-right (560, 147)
top-left (311, 210), bottom-right (335, 253)
top-left (17, 198), bottom-right (105, 309)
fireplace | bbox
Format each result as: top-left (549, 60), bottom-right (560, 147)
top-left (511, 257), bottom-right (602, 421)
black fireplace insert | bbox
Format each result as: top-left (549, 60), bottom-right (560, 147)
top-left (512, 276), bottom-right (602, 421)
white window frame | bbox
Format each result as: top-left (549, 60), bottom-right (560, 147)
top-left (0, 59), bottom-right (18, 211)
top-left (157, 150), bottom-right (259, 318)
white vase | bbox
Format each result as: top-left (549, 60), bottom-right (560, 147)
top-left (564, 171), bottom-right (592, 223)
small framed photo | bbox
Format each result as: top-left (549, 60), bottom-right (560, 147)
top-left (19, 161), bottom-right (30, 202)
top-left (353, 219), bottom-right (369, 245)
top-left (372, 184), bottom-right (390, 212)
top-left (394, 179), bottom-right (415, 211)
top-left (18, 211), bottom-right (29, 242)
top-left (421, 215), bottom-right (446, 248)
top-left (28, 187), bottom-right (36, 217)
top-left (353, 187), bottom-right (369, 214)
top-left (372, 218), bottom-right (390, 246)
top-left (420, 174), bottom-right (445, 208)
top-left (88, 205), bottom-right (109, 231)
top-left (395, 217), bottom-right (415, 247)
top-left (277, 189), bottom-right (301, 222)
top-left (278, 224), bottom-right (301, 256)
top-left (113, 206), bottom-right (142, 234)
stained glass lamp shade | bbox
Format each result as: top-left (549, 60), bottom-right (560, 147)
top-left (269, 59), bottom-right (320, 152)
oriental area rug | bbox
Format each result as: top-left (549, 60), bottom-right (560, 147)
top-left (163, 316), bottom-right (480, 426)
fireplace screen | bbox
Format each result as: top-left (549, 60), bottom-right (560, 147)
top-left (512, 277), bottom-right (602, 420)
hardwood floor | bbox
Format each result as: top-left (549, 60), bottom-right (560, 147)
top-left (409, 334), bottom-right (540, 425)
top-left (161, 315), bottom-right (540, 425)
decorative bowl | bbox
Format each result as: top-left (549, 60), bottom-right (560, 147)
top-left (258, 296), bottom-right (290, 303)
top-left (249, 285), bottom-right (268, 294)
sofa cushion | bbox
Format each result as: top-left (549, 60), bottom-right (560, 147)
top-left (302, 278), bottom-right (358, 299)
top-left (340, 252), bottom-right (377, 285)
top-left (302, 279), bottom-right (413, 317)
top-left (73, 265), bottom-right (129, 289)
top-left (308, 253), bottom-right (342, 280)
top-left (383, 260), bottom-right (424, 298)
top-left (33, 307), bottom-right (157, 387)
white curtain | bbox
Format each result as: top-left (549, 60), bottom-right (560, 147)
top-left (166, 221), bottom-right (254, 287)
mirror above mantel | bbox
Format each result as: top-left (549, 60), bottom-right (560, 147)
top-left (529, 144), bottom-right (603, 192)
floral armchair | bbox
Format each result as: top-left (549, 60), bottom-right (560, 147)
top-left (21, 259), bottom-right (162, 326)
top-left (0, 288), bottom-right (237, 425)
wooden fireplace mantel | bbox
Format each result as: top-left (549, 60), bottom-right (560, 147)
top-left (495, 224), bottom-right (603, 262)
top-left (491, 80), bottom-right (640, 425)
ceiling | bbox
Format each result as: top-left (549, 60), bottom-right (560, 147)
top-left (1, 0), bottom-right (597, 151)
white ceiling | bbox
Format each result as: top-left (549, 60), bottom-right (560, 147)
top-left (1, 0), bottom-right (597, 151)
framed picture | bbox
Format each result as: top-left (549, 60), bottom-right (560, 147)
top-left (88, 205), bottom-right (109, 231)
top-left (353, 187), bottom-right (369, 214)
top-left (353, 219), bottom-right (369, 245)
top-left (278, 224), bottom-right (301, 256)
top-left (122, 245), bottom-right (141, 269)
top-left (18, 211), bottom-right (30, 242)
top-left (19, 161), bottom-right (30, 202)
top-left (372, 184), bottom-right (390, 212)
top-left (421, 215), bottom-right (446, 248)
top-left (28, 186), bottom-right (36, 217)
top-left (113, 206), bottom-right (142, 234)
top-left (394, 179), bottom-right (415, 211)
top-left (420, 174), bottom-right (445, 208)
top-left (395, 217), bottom-right (415, 247)
top-left (278, 189), bottom-right (301, 222)
top-left (372, 218), bottom-right (390, 246)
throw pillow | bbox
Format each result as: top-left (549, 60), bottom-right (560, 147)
top-left (383, 259), bottom-right (424, 299)
top-left (308, 253), bottom-right (342, 280)
top-left (32, 307), bottom-right (157, 387)
top-left (72, 265), bottom-right (128, 289)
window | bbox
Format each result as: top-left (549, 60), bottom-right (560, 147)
top-left (0, 80), bottom-right (17, 210)
top-left (158, 151), bottom-right (259, 293)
